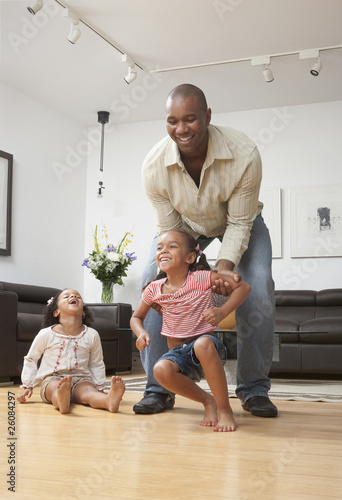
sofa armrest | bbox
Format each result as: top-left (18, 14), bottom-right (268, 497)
top-left (87, 303), bottom-right (132, 372)
top-left (0, 291), bottom-right (18, 378)
top-left (87, 303), bottom-right (132, 329)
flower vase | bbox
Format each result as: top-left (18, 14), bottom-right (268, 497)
top-left (101, 281), bottom-right (114, 304)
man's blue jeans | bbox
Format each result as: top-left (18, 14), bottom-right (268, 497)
top-left (139, 214), bottom-right (275, 404)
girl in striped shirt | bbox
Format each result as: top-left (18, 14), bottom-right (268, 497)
top-left (130, 230), bottom-right (251, 432)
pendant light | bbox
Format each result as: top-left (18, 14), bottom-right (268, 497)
top-left (97, 111), bottom-right (109, 198)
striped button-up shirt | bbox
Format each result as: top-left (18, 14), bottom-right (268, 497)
top-left (142, 124), bottom-right (263, 267)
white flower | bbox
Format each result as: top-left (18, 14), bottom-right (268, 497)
top-left (107, 252), bottom-right (120, 262)
top-left (82, 225), bottom-right (137, 285)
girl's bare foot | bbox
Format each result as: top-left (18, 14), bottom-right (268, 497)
top-left (106, 376), bottom-right (125, 413)
top-left (200, 395), bottom-right (218, 427)
top-left (57, 376), bottom-right (72, 414)
top-left (213, 408), bottom-right (237, 432)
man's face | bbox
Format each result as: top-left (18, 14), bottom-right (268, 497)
top-left (166, 95), bottom-right (211, 156)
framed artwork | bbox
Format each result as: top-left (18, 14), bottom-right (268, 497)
top-left (260, 187), bottom-right (282, 259)
top-left (0, 150), bottom-right (13, 256)
top-left (290, 185), bottom-right (342, 257)
top-left (203, 187), bottom-right (282, 263)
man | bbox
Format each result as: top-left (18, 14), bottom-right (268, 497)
top-left (133, 83), bottom-right (277, 418)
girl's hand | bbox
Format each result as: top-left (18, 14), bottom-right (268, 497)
top-left (17, 388), bottom-right (33, 403)
top-left (136, 333), bottom-right (151, 351)
top-left (202, 307), bottom-right (223, 326)
top-left (151, 302), bottom-right (163, 316)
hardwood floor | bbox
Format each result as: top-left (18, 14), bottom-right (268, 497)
top-left (1, 368), bottom-right (342, 500)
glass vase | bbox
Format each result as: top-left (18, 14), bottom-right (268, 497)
top-left (101, 281), bottom-right (114, 304)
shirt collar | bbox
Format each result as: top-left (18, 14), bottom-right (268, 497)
top-left (164, 124), bottom-right (233, 169)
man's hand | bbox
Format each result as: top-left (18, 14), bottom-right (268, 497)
top-left (212, 259), bottom-right (241, 296)
top-left (136, 333), bottom-right (151, 351)
top-left (211, 274), bottom-right (240, 296)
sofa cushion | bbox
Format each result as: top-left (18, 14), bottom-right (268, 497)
top-left (301, 344), bottom-right (342, 374)
top-left (92, 318), bottom-right (120, 341)
top-left (17, 313), bottom-right (43, 341)
top-left (316, 288), bottom-right (342, 306)
top-left (299, 318), bottom-right (342, 344)
top-left (275, 290), bottom-right (316, 307)
top-left (275, 318), bottom-right (300, 331)
top-left (0, 281), bottom-right (61, 304)
top-left (17, 313), bottom-right (121, 343)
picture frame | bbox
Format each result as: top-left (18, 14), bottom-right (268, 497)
top-left (260, 187), bottom-right (282, 259)
top-left (290, 185), bottom-right (342, 258)
top-left (0, 150), bottom-right (13, 256)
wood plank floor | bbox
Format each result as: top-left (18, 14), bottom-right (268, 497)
top-left (1, 368), bottom-right (342, 500)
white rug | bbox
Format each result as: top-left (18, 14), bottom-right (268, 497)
top-left (107, 376), bottom-right (342, 403)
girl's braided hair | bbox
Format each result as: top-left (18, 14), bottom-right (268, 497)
top-left (42, 290), bottom-right (94, 328)
top-left (151, 230), bottom-right (212, 284)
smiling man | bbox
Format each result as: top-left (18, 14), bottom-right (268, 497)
top-left (135, 83), bottom-right (277, 418)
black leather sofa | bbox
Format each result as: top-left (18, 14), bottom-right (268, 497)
top-left (270, 289), bottom-right (342, 375)
top-left (0, 281), bottom-right (132, 382)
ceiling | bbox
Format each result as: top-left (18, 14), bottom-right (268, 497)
top-left (1, 0), bottom-right (342, 127)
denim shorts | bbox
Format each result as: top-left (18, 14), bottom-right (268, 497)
top-left (158, 334), bottom-right (227, 382)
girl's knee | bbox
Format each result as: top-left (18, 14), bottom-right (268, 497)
top-left (153, 360), bottom-right (174, 384)
top-left (194, 336), bottom-right (216, 358)
top-left (73, 383), bottom-right (95, 403)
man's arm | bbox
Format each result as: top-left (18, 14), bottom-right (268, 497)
top-left (145, 189), bottom-right (199, 237)
top-left (216, 148), bottom-right (262, 269)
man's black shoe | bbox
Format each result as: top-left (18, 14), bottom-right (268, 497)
top-left (242, 396), bottom-right (278, 417)
top-left (133, 392), bottom-right (175, 414)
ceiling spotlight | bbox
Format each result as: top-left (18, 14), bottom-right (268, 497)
top-left (310, 57), bottom-right (322, 76)
top-left (122, 54), bottom-right (137, 84)
top-left (263, 64), bottom-right (274, 83)
top-left (27, 0), bottom-right (43, 15)
top-left (251, 55), bottom-right (274, 83)
top-left (63, 7), bottom-right (81, 44)
top-left (67, 23), bottom-right (81, 44)
top-left (124, 66), bottom-right (137, 84)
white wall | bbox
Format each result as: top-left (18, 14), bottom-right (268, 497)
top-left (213, 101), bottom-right (342, 291)
top-left (1, 83), bottom-right (340, 304)
top-left (84, 100), bottom-right (342, 308)
top-left (0, 82), bottom-right (87, 291)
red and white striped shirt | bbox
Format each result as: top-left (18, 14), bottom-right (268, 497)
top-left (142, 270), bottom-right (216, 339)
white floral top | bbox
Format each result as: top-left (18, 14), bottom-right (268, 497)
top-left (21, 326), bottom-right (106, 390)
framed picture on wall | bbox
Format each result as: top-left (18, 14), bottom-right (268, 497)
top-left (290, 185), bottom-right (342, 258)
top-left (0, 150), bottom-right (13, 256)
top-left (260, 187), bottom-right (282, 259)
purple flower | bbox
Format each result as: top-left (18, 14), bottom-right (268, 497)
top-left (105, 244), bottom-right (115, 252)
top-left (82, 259), bottom-right (90, 268)
top-left (126, 252), bottom-right (137, 262)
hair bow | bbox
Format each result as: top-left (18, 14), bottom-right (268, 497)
top-left (195, 244), bottom-right (203, 256)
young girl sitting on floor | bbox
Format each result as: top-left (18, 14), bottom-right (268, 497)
top-left (17, 289), bottom-right (125, 414)
top-left (130, 230), bottom-right (251, 432)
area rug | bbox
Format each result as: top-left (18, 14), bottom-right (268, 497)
top-left (106, 376), bottom-right (342, 403)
